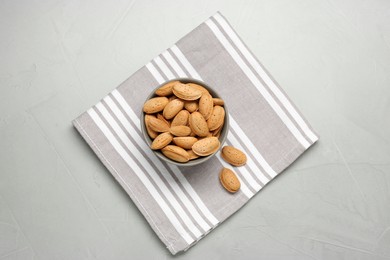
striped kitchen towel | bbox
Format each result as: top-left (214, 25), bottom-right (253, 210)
top-left (73, 12), bottom-right (319, 254)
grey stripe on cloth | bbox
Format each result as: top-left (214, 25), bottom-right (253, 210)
top-left (73, 12), bottom-right (319, 254)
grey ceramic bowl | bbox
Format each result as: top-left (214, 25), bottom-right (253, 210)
top-left (140, 78), bottom-right (229, 166)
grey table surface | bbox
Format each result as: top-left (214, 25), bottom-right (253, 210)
top-left (1, 0), bottom-right (390, 259)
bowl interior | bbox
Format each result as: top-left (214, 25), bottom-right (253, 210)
top-left (140, 78), bottom-right (229, 166)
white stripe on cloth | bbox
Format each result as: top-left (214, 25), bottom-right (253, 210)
top-left (162, 50), bottom-right (186, 77)
top-left (154, 56), bottom-right (176, 79)
top-left (205, 19), bottom-right (311, 149)
top-left (95, 102), bottom-right (202, 239)
top-left (103, 95), bottom-right (212, 232)
top-left (88, 108), bottom-right (195, 245)
top-left (213, 13), bottom-right (318, 143)
top-left (227, 131), bottom-right (269, 185)
top-left (168, 45), bottom-right (277, 178)
top-left (228, 113), bottom-right (277, 178)
top-left (111, 90), bottom-right (219, 226)
top-left (171, 45), bottom-right (202, 79)
top-left (146, 62), bottom-right (165, 83)
top-left (230, 156), bottom-right (262, 192)
top-left (150, 60), bottom-right (255, 198)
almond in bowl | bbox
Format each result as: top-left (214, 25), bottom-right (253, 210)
top-left (141, 78), bottom-right (229, 166)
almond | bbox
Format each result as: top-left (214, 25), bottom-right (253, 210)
top-left (192, 137), bottom-right (220, 156)
top-left (168, 95), bottom-right (176, 101)
top-left (187, 83), bottom-right (209, 94)
top-left (187, 150), bottom-right (200, 160)
top-left (171, 110), bottom-right (189, 127)
top-left (207, 105), bottom-right (225, 131)
top-left (173, 83), bottom-right (202, 101)
top-left (199, 93), bottom-right (213, 120)
top-left (213, 98), bottom-right (224, 106)
top-left (219, 168), bottom-right (240, 193)
top-left (184, 101), bottom-right (198, 113)
top-left (157, 113), bottom-right (170, 127)
top-left (144, 115), bottom-right (158, 139)
top-left (151, 132), bottom-right (173, 150)
top-left (162, 145), bottom-right (190, 163)
top-left (170, 126), bottom-right (191, 137)
top-left (198, 133), bottom-right (212, 140)
top-left (143, 97), bottom-right (169, 114)
top-left (212, 123), bottom-right (224, 137)
top-left (163, 99), bottom-right (184, 120)
top-left (148, 116), bottom-right (170, 132)
top-left (155, 81), bottom-right (179, 96)
top-left (221, 146), bottom-right (247, 166)
top-left (173, 137), bottom-right (198, 149)
top-left (189, 112), bottom-right (209, 137)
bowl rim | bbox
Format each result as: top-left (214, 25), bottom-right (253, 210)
top-left (140, 78), bottom-right (229, 167)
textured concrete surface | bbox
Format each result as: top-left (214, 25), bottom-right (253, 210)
top-left (1, 0), bottom-right (390, 259)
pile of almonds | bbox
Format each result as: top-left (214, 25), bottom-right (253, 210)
top-left (143, 81), bottom-right (226, 163)
top-left (143, 80), bottom-right (250, 195)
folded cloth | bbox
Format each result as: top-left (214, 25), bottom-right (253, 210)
top-left (73, 12), bottom-right (319, 254)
